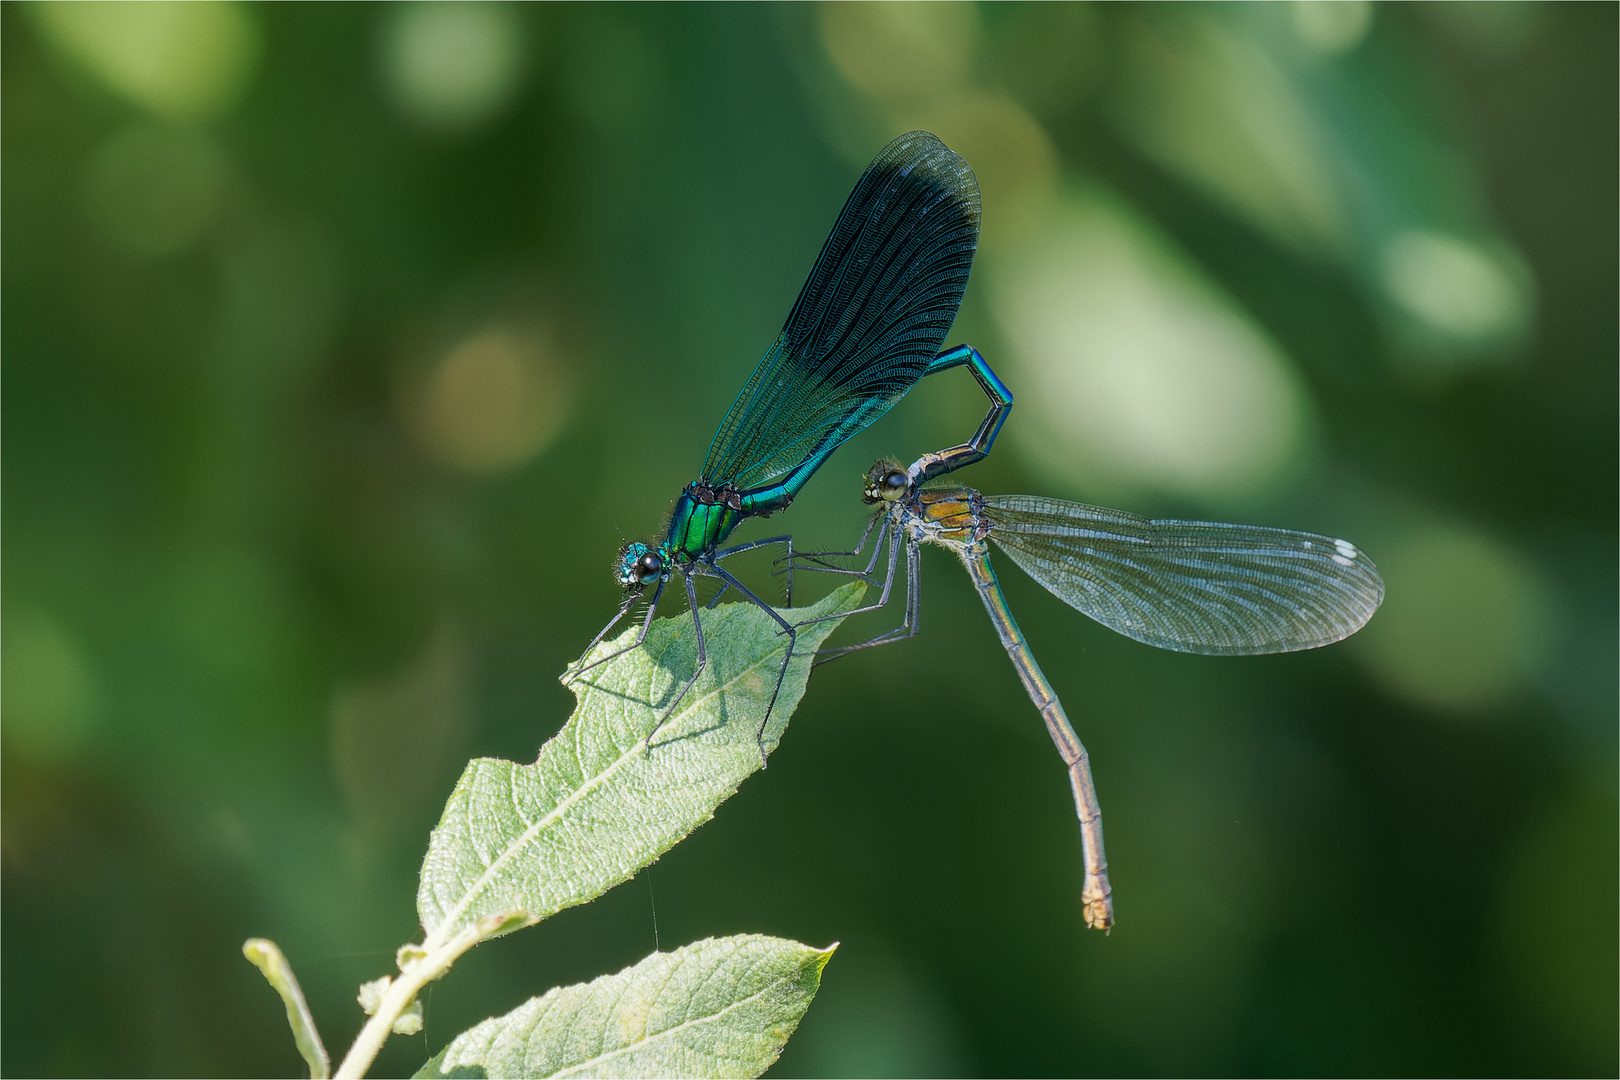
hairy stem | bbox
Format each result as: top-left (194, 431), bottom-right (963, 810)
top-left (243, 938), bottom-right (330, 1080)
top-left (334, 922), bottom-right (489, 1080)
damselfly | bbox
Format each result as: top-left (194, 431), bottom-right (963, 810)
top-left (568, 132), bottom-right (1012, 763)
top-left (799, 455), bottom-right (1384, 929)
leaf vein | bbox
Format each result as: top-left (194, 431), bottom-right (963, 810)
top-left (544, 968), bottom-right (792, 1079)
top-left (428, 633), bottom-right (791, 942)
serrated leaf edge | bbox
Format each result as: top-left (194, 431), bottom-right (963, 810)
top-left (545, 942), bottom-right (835, 1079)
top-left (425, 609), bottom-right (810, 949)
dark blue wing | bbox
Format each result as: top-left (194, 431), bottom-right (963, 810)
top-left (702, 131), bottom-right (979, 494)
top-left (982, 495), bottom-right (1385, 655)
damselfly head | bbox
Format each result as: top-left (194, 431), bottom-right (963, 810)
top-left (862, 460), bottom-right (911, 504)
top-left (615, 542), bottom-right (668, 590)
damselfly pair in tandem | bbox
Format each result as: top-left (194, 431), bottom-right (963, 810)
top-left (565, 131), bottom-right (1384, 932)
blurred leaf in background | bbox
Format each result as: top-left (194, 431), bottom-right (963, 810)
top-left (2, 3), bottom-right (1613, 1078)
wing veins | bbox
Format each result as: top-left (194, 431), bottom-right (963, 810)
top-left (982, 495), bottom-right (1383, 655)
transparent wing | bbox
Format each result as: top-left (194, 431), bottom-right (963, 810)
top-left (702, 131), bottom-right (979, 492)
top-left (982, 495), bottom-right (1384, 655)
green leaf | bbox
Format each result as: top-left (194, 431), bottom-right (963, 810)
top-left (416, 582), bottom-right (865, 948)
top-left (415, 935), bottom-right (836, 1080)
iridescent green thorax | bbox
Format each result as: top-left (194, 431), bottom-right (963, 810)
top-left (663, 481), bottom-right (744, 564)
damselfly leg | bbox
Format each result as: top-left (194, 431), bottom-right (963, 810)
top-left (805, 525), bottom-right (923, 664)
top-left (705, 535), bottom-right (794, 610)
top-left (785, 513), bottom-right (909, 634)
top-left (701, 562), bottom-right (799, 768)
top-left (563, 577), bottom-right (671, 686)
top-left (644, 572), bottom-right (709, 745)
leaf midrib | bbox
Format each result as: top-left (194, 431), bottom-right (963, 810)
top-left (426, 632), bottom-right (788, 943)
top-left (545, 964), bottom-right (791, 1079)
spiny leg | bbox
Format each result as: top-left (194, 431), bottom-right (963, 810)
top-left (647, 572), bottom-right (707, 747)
top-left (814, 533), bottom-right (921, 664)
top-left (785, 509), bottom-right (886, 572)
top-left (564, 594), bottom-right (634, 678)
top-left (705, 562), bottom-right (796, 770)
top-left (791, 512), bottom-right (890, 581)
top-left (709, 534), bottom-right (796, 609)
top-left (564, 579), bottom-right (668, 686)
top-left (735, 535), bottom-right (795, 606)
top-left (794, 514), bottom-right (903, 630)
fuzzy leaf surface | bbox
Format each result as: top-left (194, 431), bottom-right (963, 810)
top-left (416, 934), bottom-right (835, 1079)
top-left (416, 583), bottom-right (864, 947)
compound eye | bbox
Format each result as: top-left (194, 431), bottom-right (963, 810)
top-left (881, 471), bottom-right (908, 498)
top-left (636, 552), bottom-right (664, 582)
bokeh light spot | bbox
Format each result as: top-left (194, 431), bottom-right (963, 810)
top-left (782, 942), bottom-right (968, 1077)
top-left (1381, 229), bottom-right (1533, 347)
top-left (167, 549), bottom-right (300, 688)
top-left (989, 186), bottom-right (1313, 504)
top-left (2, 609), bottom-right (99, 763)
top-left (408, 325), bottom-right (573, 474)
top-left (331, 621), bottom-right (469, 840)
top-left (1354, 524), bottom-right (1551, 712)
top-left (1423, 1), bottom-right (1544, 59)
top-left (1491, 785), bottom-right (1620, 1065)
top-left (1290, 0), bottom-right (1374, 54)
top-left (564, 20), bottom-right (661, 140)
top-left (381, 2), bottom-right (527, 132)
top-left (81, 122), bottom-right (228, 258)
top-left (1110, 13), bottom-right (1347, 256)
top-left (984, 3), bottom-right (1103, 119)
top-left (905, 94), bottom-right (1057, 247)
top-left (817, 1), bottom-right (979, 104)
top-left (29, 0), bottom-right (261, 122)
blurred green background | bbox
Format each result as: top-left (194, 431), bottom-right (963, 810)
top-left (3, 2), bottom-right (1615, 1076)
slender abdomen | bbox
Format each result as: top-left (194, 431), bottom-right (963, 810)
top-left (956, 540), bottom-right (1114, 931)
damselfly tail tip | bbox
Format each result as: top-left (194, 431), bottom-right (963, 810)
top-left (1082, 884), bottom-right (1114, 932)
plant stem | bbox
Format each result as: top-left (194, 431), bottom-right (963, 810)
top-left (334, 924), bottom-right (484, 1080)
top-left (243, 938), bottom-right (331, 1080)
